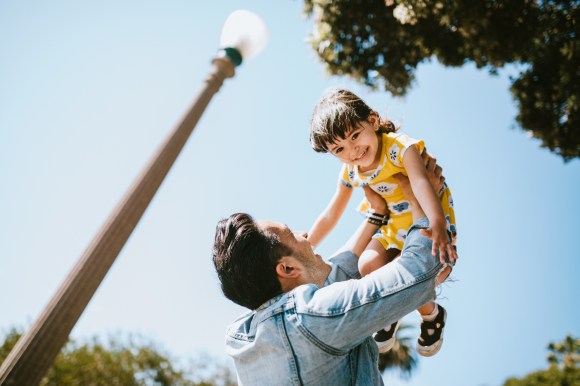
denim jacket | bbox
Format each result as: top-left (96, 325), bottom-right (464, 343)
top-left (225, 218), bottom-right (442, 385)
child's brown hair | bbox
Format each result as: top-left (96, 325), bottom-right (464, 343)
top-left (310, 88), bottom-right (396, 153)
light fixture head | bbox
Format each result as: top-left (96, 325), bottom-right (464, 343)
top-left (220, 10), bottom-right (268, 66)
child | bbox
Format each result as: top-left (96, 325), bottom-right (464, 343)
top-left (308, 88), bottom-right (458, 357)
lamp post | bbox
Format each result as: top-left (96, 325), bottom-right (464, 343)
top-left (0, 10), bottom-right (268, 386)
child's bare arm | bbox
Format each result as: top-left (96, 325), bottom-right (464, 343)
top-left (307, 182), bottom-right (353, 249)
top-left (403, 146), bottom-right (458, 264)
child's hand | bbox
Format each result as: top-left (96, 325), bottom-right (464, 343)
top-left (421, 221), bottom-right (458, 265)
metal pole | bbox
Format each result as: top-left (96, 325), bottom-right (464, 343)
top-left (0, 54), bottom-right (236, 386)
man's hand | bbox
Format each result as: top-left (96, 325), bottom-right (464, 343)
top-left (421, 149), bottom-right (445, 194)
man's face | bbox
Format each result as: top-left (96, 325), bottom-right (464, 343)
top-left (256, 220), bottom-right (329, 285)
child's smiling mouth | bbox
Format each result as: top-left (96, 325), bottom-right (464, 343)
top-left (354, 148), bottom-right (368, 161)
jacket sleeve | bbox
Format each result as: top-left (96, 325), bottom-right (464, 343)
top-left (294, 217), bottom-right (442, 351)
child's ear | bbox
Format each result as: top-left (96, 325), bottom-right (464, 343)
top-left (370, 112), bottom-right (380, 131)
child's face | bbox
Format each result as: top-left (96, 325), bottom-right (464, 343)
top-left (326, 115), bottom-right (381, 171)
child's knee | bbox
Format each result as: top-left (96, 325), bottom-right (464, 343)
top-left (358, 256), bottom-right (383, 276)
top-left (358, 241), bottom-right (395, 276)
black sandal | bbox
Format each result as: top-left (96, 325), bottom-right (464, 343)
top-left (374, 320), bottom-right (400, 353)
top-left (417, 304), bottom-right (446, 357)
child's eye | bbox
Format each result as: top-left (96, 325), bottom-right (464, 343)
top-left (351, 133), bottom-right (359, 140)
top-left (335, 147), bottom-right (343, 154)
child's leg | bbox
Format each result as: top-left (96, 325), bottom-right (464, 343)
top-left (416, 301), bottom-right (447, 357)
top-left (360, 242), bottom-right (402, 353)
top-left (358, 239), bottom-right (399, 276)
top-left (361, 240), bottom-right (450, 356)
top-left (416, 244), bottom-right (455, 355)
top-left (417, 301), bottom-right (436, 317)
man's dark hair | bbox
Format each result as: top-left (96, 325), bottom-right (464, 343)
top-left (212, 213), bottom-right (292, 310)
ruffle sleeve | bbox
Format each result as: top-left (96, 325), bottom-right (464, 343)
top-left (385, 133), bottom-right (425, 169)
top-left (339, 163), bottom-right (353, 188)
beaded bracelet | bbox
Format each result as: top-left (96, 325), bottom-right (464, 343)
top-left (365, 211), bottom-right (389, 226)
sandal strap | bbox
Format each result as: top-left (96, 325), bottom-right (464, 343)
top-left (420, 319), bottom-right (445, 330)
top-left (419, 323), bottom-right (444, 346)
top-left (374, 321), bottom-right (399, 342)
top-left (418, 306), bottom-right (446, 346)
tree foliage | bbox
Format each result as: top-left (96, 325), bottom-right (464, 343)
top-left (0, 328), bottom-right (236, 386)
top-left (303, 0), bottom-right (579, 161)
top-left (503, 335), bottom-right (579, 386)
top-left (1, 325), bottom-right (419, 384)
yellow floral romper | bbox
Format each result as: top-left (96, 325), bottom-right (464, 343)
top-left (340, 132), bottom-right (457, 251)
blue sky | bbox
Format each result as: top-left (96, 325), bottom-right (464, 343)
top-left (1, 1), bottom-right (579, 385)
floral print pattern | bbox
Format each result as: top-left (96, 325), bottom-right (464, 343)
top-left (338, 132), bottom-right (457, 251)
top-left (395, 228), bottom-right (408, 243)
top-left (388, 144), bottom-right (400, 166)
top-left (389, 200), bottom-right (411, 214)
top-left (371, 181), bottom-right (398, 195)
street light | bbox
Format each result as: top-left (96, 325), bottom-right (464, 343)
top-left (0, 10), bottom-right (268, 386)
top-left (221, 10), bottom-right (268, 65)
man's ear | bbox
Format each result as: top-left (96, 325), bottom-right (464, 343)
top-left (275, 256), bottom-right (302, 279)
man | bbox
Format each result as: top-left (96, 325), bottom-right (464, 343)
top-left (212, 156), bottom-right (453, 385)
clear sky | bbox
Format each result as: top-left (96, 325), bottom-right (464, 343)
top-left (1, 1), bottom-right (579, 385)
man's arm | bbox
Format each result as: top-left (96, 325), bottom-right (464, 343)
top-left (304, 215), bottom-right (440, 351)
